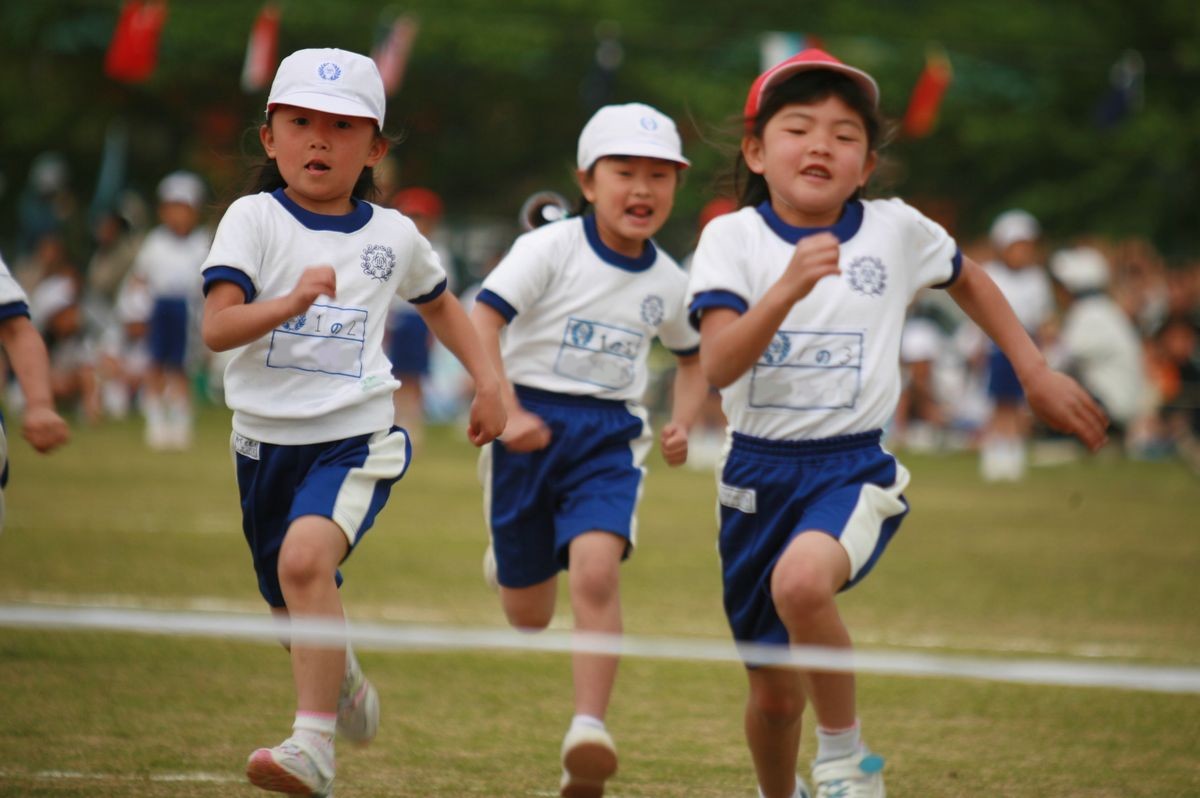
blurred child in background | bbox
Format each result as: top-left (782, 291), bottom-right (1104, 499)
top-left (978, 209), bottom-right (1054, 480)
top-left (129, 171), bottom-right (211, 450)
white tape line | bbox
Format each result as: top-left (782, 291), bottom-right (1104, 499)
top-left (2, 603), bottom-right (1199, 694)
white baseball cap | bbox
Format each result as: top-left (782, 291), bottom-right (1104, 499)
top-left (29, 274), bottom-right (77, 331)
top-left (267, 48), bottom-right (385, 126)
top-left (990, 209), bottom-right (1041, 251)
top-left (157, 171), bottom-right (206, 208)
top-left (1051, 246), bottom-right (1110, 292)
top-left (576, 103), bottom-right (690, 171)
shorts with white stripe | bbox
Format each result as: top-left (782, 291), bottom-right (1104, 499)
top-left (232, 427), bottom-right (412, 607)
top-left (717, 430), bottom-right (910, 646)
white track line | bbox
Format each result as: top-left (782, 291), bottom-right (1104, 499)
top-left (3, 603), bottom-right (1199, 695)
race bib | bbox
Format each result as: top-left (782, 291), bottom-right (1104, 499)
top-left (553, 317), bottom-right (643, 391)
top-left (749, 329), bottom-right (864, 411)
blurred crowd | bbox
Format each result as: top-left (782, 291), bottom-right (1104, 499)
top-left (3, 153), bottom-right (1199, 477)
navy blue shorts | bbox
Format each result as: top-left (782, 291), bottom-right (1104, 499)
top-left (388, 311), bottom-right (431, 376)
top-left (987, 347), bottom-right (1025, 402)
top-left (718, 431), bottom-right (910, 646)
top-left (481, 385), bottom-right (651, 588)
top-left (232, 427), bottom-right (412, 607)
top-left (148, 297), bottom-right (189, 368)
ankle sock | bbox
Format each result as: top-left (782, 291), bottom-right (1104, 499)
top-left (293, 711), bottom-right (337, 746)
top-left (815, 720), bottom-right (862, 763)
top-left (570, 713), bottom-right (606, 732)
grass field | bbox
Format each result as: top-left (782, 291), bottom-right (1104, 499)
top-left (2, 404), bottom-right (1199, 797)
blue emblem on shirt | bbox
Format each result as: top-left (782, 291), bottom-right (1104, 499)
top-left (281, 313), bottom-right (307, 332)
top-left (317, 62), bottom-right (342, 81)
top-left (641, 294), bottom-right (664, 326)
top-left (361, 244), bottom-right (395, 281)
top-left (846, 256), bottom-right (887, 296)
top-left (763, 332), bottom-right (791, 365)
top-left (569, 319), bottom-right (595, 347)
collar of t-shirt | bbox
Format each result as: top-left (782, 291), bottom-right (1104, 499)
top-left (272, 187), bottom-right (374, 233)
top-left (582, 213), bottom-right (658, 272)
top-left (756, 199), bottom-right (864, 245)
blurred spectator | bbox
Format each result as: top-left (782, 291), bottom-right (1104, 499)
top-left (128, 171), bottom-right (211, 450)
top-left (28, 273), bottom-right (100, 423)
top-left (387, 187), bottom-right (451, 449)
top-left (1048, 246), bottom-right (1146, 444)
top-left (1141, 314), bottom-right (1200, 470)
top-left (978, 209), bottom-right (1054, 481)
top-left (17, 152), bottom-right (83, 263)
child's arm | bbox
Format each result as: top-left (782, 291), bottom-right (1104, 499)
top-left (0, 317), bottom-right (69, 453)
top-left (468, 302), bottom-right (551, 451)
top-left (699, 232), bottom-right (841, 387)
top-left (948, 256), bottom-right (1109, 450)
top-left (201, 266), bottom-right (337, 352)
top-left (416, 292), bottom-right (506, 446)
top-left (660, 353), bottom-right (706, 466)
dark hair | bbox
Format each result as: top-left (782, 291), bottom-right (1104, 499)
top-left (571, 155), bottom-right (685, 217)
top-left (735, 69), bottom-right (888, 209)
top-left (240, 110), bottom-right (395, 204)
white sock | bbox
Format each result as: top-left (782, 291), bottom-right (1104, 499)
top-left (293, 711), bottom-right (337, 746)
top-left (815, 720), bottom-right (862, 763)
top-left (570, 714), bottom-right (606, 732)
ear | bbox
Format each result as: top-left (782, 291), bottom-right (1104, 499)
top-left (576, 168), bottom-right (597, 204)
top-left (259, 124), bottom-right (276, 159)
top-left (741, 135), bottom-right (766, 176)
top-left (859, 150), bottom-right (879, 188)
top-left (365, 135), bottom-right (389, 168)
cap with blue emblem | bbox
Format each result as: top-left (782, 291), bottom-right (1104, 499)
top-left (267, 48), bottom-right (386, 127)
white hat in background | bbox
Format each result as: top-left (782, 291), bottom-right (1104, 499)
top-left (1051, 246), bottom-right (1110, 293)
top-left (267, 48), bottom-right (385, 127)
top-left (29, 274), bottom-right (77, 331)
top-left (990, 209), bottom-right (1041, 251)
top-left (157, 171), bottom-right (206, 208)
top-left (576, 102), bottom-right (690, 171)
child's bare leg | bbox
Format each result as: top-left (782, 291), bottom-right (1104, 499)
top-left (567, 531), bottom-right (625, 720)
top-left (278, 515), bottom-right (351, 714)
top-left (745, 666), bottom-right (806, 798)
top-left (499, 577), bottom-right (558, 630)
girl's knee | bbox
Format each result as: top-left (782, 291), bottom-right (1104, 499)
top-left (277, 540), bottom-right (332, 590)
top-left (772, 571), bottom-right (836, 621)
top-left (748, 680), bottom-right (806, 727)
top-left (569, 559), bottom-right (619, 609)
top-left (503, 603), bottom-right (554, 631)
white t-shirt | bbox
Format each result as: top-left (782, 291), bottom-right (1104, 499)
top-left (982, 260), bottom-right (1053, 333)
top-left (1059, 294), bottom-right (1145, 424)
top-left (201, 189), bottom-right (447, 445)
top-left (132, 225), bottom-right (213, 299)
top-left (0, 254), bottom-right (31, 317)
top-left (476, 215), bottom-right (699, 403)
top-left (688, 199), bottom-right (960, 440)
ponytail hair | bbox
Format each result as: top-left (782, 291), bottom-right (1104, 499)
top-left (734, 70), bottom-right (888, 209)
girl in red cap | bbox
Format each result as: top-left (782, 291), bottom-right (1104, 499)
top-left (687, 50), bottom-right (1108, 798)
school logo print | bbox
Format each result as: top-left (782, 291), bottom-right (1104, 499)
top-left (281, 313), bottom-right (307, 332)
top-left (846, 256), bottom-right (887, 297)
top-left (640, 115), bottom-right (659, 131)
top-left (763, 332), bottom-right (791, 365)
top-left (317, 62), bottom-right (342, 81)
top-left (641, 294), bottom-right (664, 326)
top-left (569, 319), bottom-right (595, 347)
top-left (360, 244), bottom-right (396, 281)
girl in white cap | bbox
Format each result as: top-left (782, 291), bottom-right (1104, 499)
top-left (470, 102), bottom-right (707, 797)
top-left (687, 50), bottom-right (1109, 798)
top-left (200, 47), bottom-right (505, 797)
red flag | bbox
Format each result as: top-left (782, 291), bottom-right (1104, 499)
top-left (902, 48), bottom-right (953, 138)
top-left (104, 0), bottom-right (168, 84)
top-left (241, 3), bottom-right (281, 93)
top-left (372, 15), bottom-right (420, 96)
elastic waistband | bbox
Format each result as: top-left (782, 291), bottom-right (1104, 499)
top-left (730, 430), bottom-right (883, 459)
top-left (515, 384), bottom-right (628, 410)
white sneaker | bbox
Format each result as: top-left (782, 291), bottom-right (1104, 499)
top-left (559, 724), bottom-right (618, 798)
top-left (246, 736), bottom-right (334, 796)
top-left (483, 542), bottom-right (499, 592)
top-left (336, 666), bottom-right (379, 745)
top-left (811, 751), bottom-right (885, 798)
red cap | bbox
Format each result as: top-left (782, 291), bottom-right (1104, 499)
top-left (698, 197), bottom-right (737, 231)
top-left (392, 187), bottom-right (444, 219)
top-left (743, 49), bottom-right (880, 129)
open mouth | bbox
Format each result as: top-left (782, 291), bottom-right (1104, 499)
top-left (305, 160), bottom-right (331, 173)
top-left (801, 165), bottom-right (832, 180)
top-left (626, 205), bottom-right (654, 220)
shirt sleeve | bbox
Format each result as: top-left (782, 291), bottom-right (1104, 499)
top-left (686, 214), bottom-right (754, 330)
top-left (200, 197), bottom-right (265, 302)
top-left (395, 217), bottom-right (449, 304)
top-left (477, 225), bottom-right (560, 320)
top-left (893, 199), bottom-right (962, 290)
top-left (0, 255), bottom-right (30, 308)
top-left (657, 268), bottom-right (701, 354)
